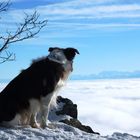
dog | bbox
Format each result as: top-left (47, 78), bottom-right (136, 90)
top-left (0, 47), bottom-right (79, 128)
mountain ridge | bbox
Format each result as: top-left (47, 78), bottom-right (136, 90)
top-left (71, 71), bottom-right (140, 80)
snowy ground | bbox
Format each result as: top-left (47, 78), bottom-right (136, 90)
top-left (0, 123), bottom-right (101, 140)
top-left (60, 79), bottom-right (140, 136)
top-left (0, 79), bottom-right (140, 139)
top-left (0, 123), bottom-right (139, 140)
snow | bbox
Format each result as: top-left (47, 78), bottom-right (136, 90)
top-left (0, 123), bottom-right (101, 140)
top-left (0, 79), bottom-right (140, 140)
top-left (0, 123), bottom-right (139, 140)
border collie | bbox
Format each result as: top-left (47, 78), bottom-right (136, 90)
top-left (0, 47), bottom-right (79, 128)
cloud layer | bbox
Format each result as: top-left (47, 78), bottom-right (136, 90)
top-left (61, 79), bottom-right (140, 136)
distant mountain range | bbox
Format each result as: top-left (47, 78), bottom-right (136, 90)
top-left (70, 71), bottom-right (140, 80)
top-left (1, 71), bottom-right (140, 83)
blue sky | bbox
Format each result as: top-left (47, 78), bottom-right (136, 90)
top-left (1, 0), bottom-right (140, 79)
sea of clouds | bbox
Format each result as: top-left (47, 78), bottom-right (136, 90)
top-left (60, 79), bottom-right (140, 136)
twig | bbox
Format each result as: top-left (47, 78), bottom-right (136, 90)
top-left (0, 10), bottom-right (48, 63)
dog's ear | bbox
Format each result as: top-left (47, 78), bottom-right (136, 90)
top-left (48, 47), bottom-right (54, 52)
top-left (64, 48), bottom-right (79, 61)
top-left (74, 48), bottom-right (80, 55)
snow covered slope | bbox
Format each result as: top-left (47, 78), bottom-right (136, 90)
top-left (0, 123), bottom-right (139, 140)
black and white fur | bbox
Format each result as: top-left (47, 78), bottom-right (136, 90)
top-left (0, 47), bottom-right (79, 128)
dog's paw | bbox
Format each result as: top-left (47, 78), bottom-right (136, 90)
top-left (47, 123), bottom-right (56, 129)
top-left (40, 122), bottom-right (55, 129)
top-left (31, 122), bottom-right (41, 128)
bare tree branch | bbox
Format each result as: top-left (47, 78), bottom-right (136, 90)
top-left (0, 0), bottom-right (10, 13)
top-left (0, 51), bottom-right (15, 64)
top-left (0, 9), bottom-right (48, 63)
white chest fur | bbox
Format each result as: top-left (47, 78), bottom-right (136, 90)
top-left (42, 78), bottom-right (66, 108)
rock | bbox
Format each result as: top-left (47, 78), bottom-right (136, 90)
top-left (56, 96), bottom-right (78, 119)
top-left (60, 118), bottom-right (100, 135)
top-left (54, 96), bottom-right (100, 135)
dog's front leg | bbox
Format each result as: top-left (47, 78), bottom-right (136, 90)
top-left (30, 113), bottom-right (40, 128)
top-left (39, 105), bottom-right (50, 129)
top-left (39, 92), bottom-right (55, 129)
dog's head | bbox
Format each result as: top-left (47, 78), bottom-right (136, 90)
top-left (48, 47), bottom-right (79, 64)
